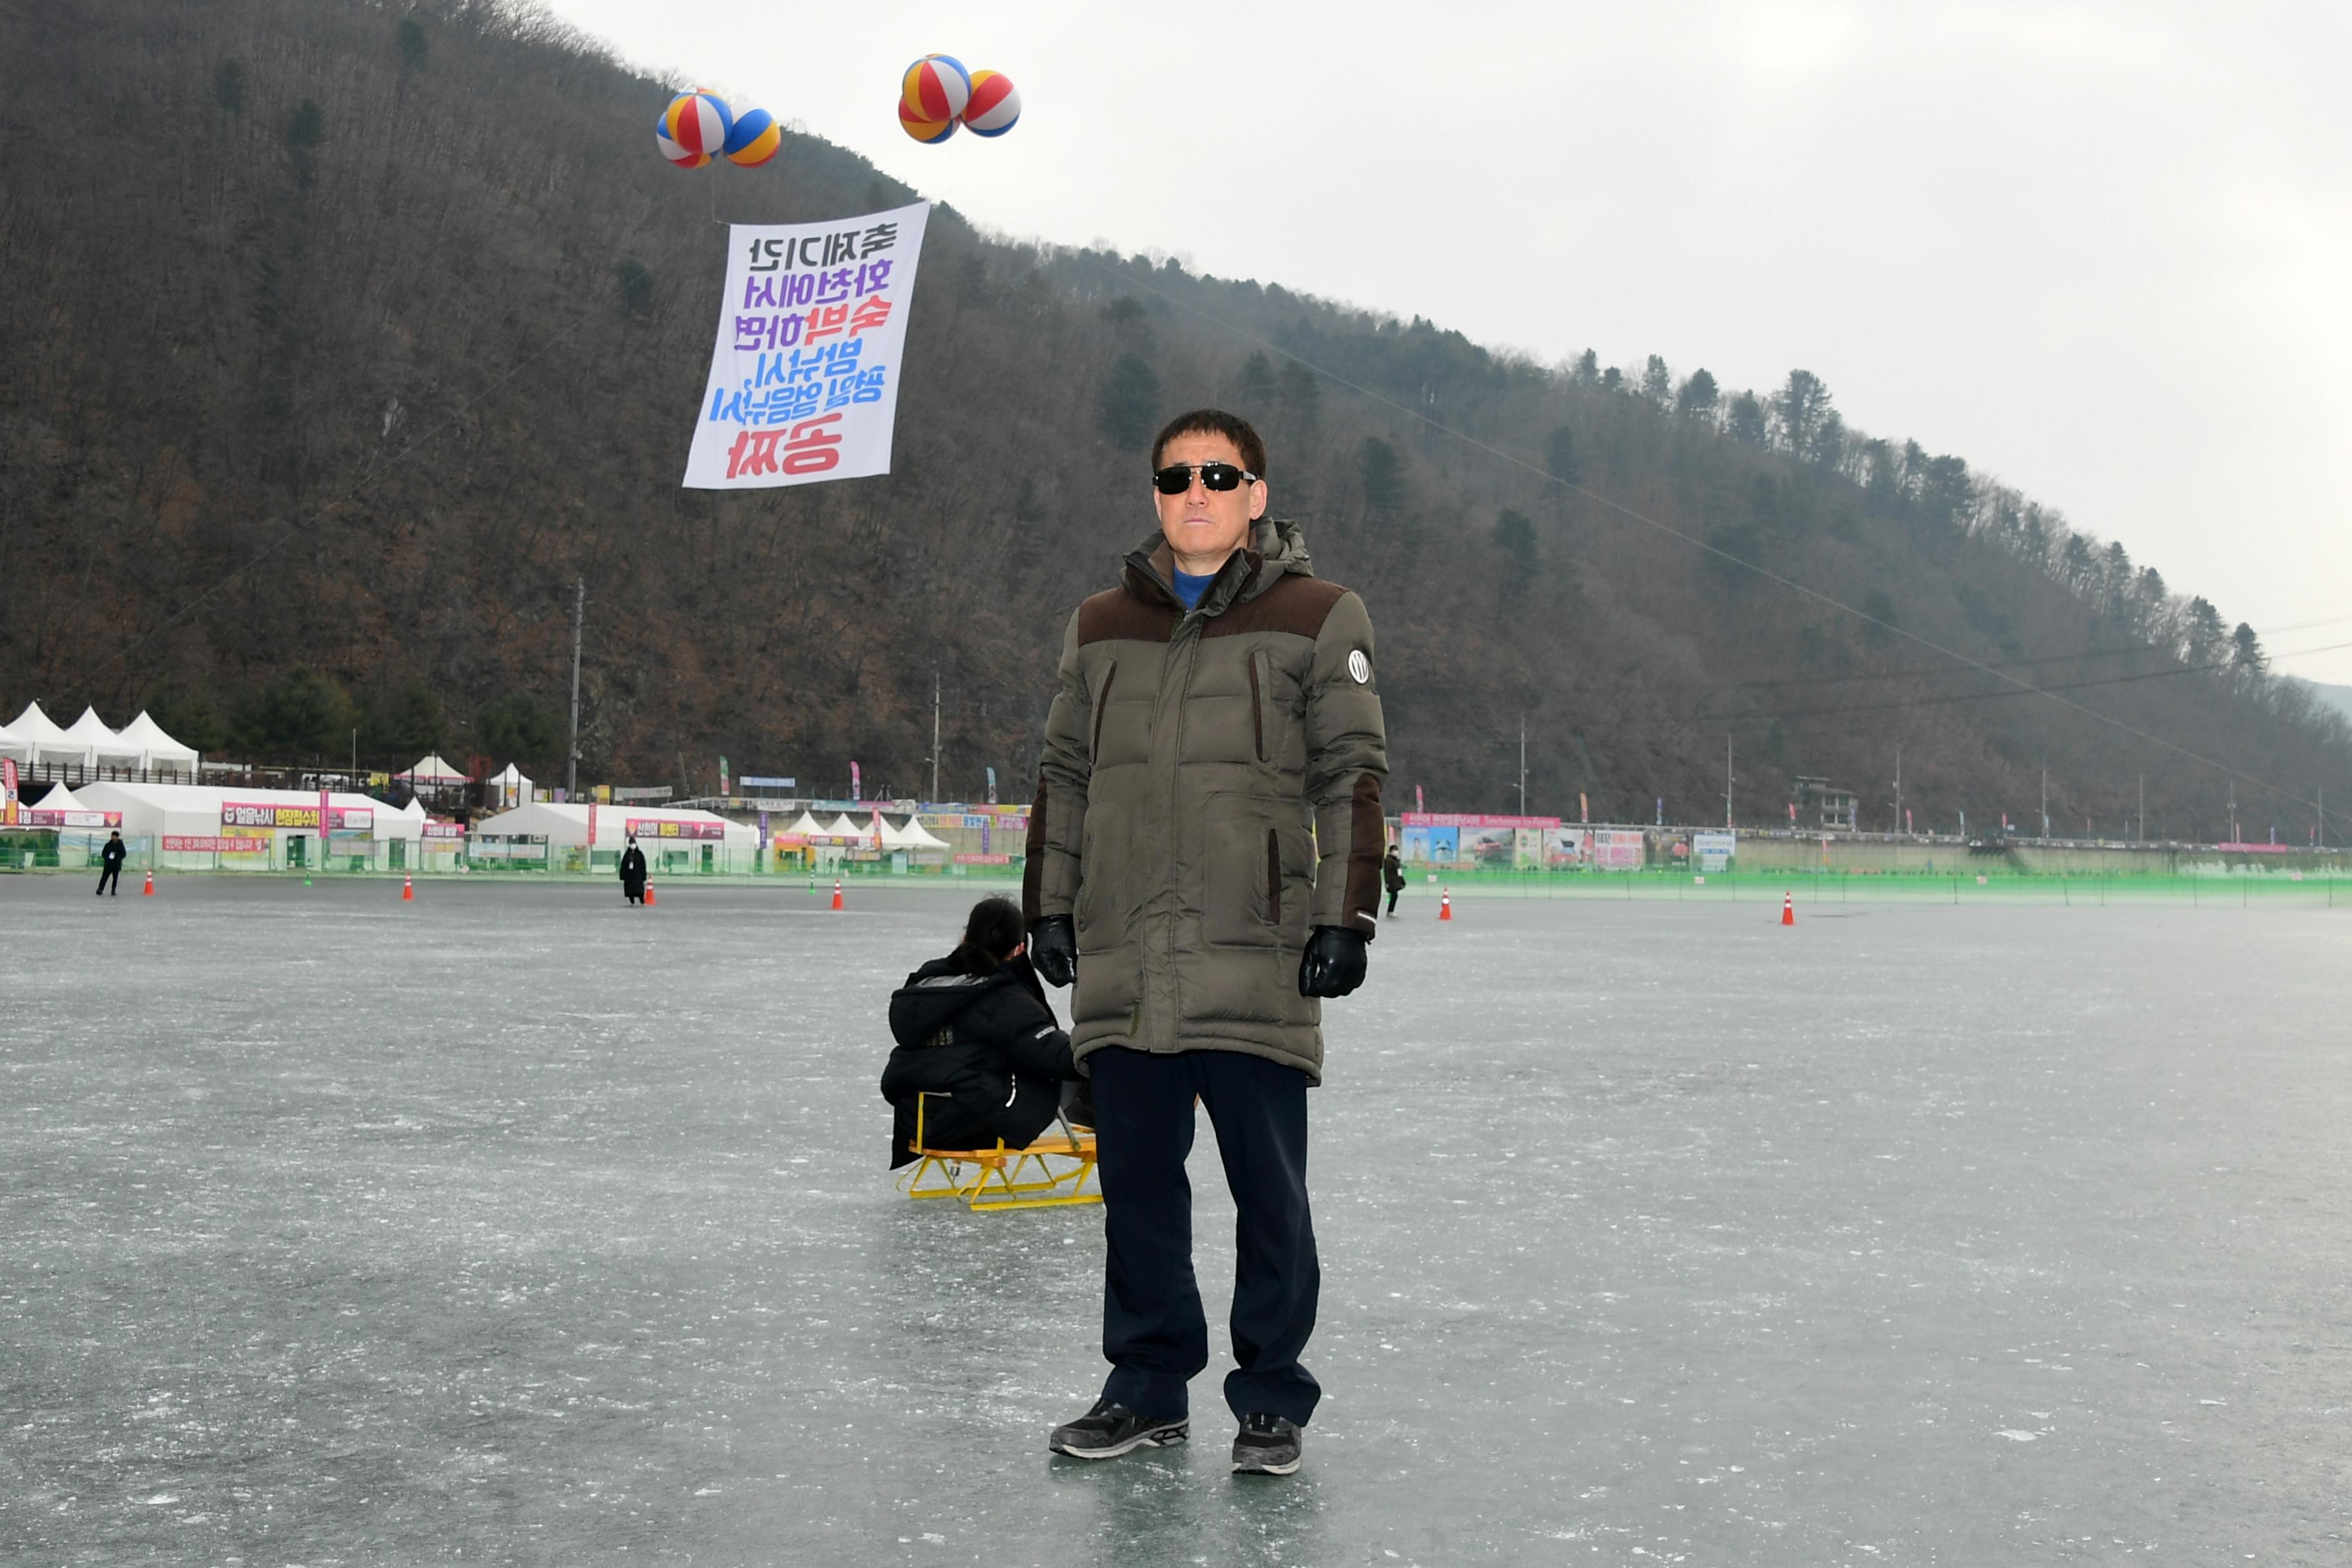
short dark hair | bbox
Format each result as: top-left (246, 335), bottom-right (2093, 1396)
top-left (1152, 408), bottom-right (1266, 478)
top-left (954, 896), bottom-right (1027, 973)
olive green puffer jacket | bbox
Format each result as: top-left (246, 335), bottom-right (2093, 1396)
top-left (1023, 519), bottom-right (1387, 1082)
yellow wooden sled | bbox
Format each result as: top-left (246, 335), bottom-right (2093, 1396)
top-left (900, 1092), bottom-right (1101, 1212)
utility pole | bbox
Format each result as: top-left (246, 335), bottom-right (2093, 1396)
top-left (2138, 774), bottom-right (2145, 845)
top-left (1518, 716), bottom-right (1527, 816)
top-left (1723, 734), bottom-right (1733, 830)
top-left (1893, 745), bottom-right (1903, 838)
top-left (567, 578), bottom-right (586, 802)
top-left (930, 670), bottom-right (941, 803)
top-left (2039, 761), bottom-right (2048, 842)
top-left (2228, 780), bottom-right (2238, 846)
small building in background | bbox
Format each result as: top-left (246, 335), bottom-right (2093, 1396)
top-left (1796, 776), bottom-right (1859, 833)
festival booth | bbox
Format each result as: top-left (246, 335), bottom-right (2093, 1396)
top-left (75, 781), bottom-right (422, 872)
top-left (400, 753), bottom-right (470, 786)
top-left (8, 701), bottom-right (84, 771)
top-left (0, 783), bottom-right (124, 868)
top-left (769, 808), bottom-right (830, 871)
top-left (488, 763), bottom-right (536, 809)
top-left (60, 707), bottom-right (144, 772)
top-left (877, 811), bottom-right (952, 871)
top-left (111, 710), bottom-right (201, 779)
top-left (469, 801), bottom-right (756, 875)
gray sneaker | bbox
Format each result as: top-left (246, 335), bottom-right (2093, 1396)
top-left (1048, 1397), bottom-right (1188, 1459)
top-left (1231, 1413), bottom-right (1302, 1475)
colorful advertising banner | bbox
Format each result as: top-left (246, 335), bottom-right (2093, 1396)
top-left (1399, 824), bottom-right (1458, 863)
top-left (162, 836), bottom-right (267, 853)
top-left (683, 203), bottom-right (930, 489)
top-left (956, 852), bottom-right (1013, 865)
top-left (221, 801), bottom-right (373, 832)
top-left (1398, 812), bottom-right (1563, 829)
top-left (627, 818), bottom-right (725, 841)
top-left (422, 823), bottom-right (466, 842)
top-left (1589, 828), bottom-right (1647, 870)
top-left (1692, 830), bottom-right (1736, 872)
top-left (2, 757), bottom-right (15, 826)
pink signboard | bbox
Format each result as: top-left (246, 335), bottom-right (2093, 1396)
top-left (627, 818), bottom-right (725, 841)
top-left (422, 822), bottom-right (467, 841)
top-left (1399, 812), bottom-right (1562, 830)
top-left (955, 852), bottom-right (1013, 865)
top-left (162, 836), bottom-right (268, 853)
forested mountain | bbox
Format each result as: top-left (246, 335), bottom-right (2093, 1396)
top-left (5, 0), bottom-right (2347, 841)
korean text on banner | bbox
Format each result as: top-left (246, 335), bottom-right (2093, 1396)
top-left (683, 203), bottom-right (932, 490)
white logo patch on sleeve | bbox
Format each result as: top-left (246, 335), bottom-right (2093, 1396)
top-left (1347, 650), bottom-right (1371, 685)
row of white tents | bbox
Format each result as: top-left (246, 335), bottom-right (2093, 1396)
top-left (1, 701), bottom-right (200, 774)
top-left (776, 808), bottom-right (952, 851)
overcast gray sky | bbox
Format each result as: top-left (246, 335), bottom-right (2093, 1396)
top-left (545, 0), bottom-right (2352, 683)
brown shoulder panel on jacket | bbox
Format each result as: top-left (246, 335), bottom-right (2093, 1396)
top-left (1077, 587), bottom-right (1180, 647)
top-left (1201, 574), bottom-right (1347, 640)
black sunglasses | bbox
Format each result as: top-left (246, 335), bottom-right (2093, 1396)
top-left (1152, 462), bottom-right (1257, 495)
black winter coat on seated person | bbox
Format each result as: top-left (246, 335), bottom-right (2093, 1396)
top-left (882, 954), bottom-right (1078, 1167)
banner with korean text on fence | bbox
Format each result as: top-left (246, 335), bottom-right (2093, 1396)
top-left (683, 202), bottom-right (931, 489)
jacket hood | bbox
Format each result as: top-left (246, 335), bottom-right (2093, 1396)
top-left (888, 954), bottom-right (1044, 1048)
top-left (1121, 517), bottom-right (1314, 614)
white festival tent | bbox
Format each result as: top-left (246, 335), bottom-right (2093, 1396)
top-left (877, 814), bottom-right (951, 851)
top-left (489, 763), bottom-right (535, 808)
top-left (778, 810), bottom-right (830, 839)
top-left (823, 812), bottom-right (879, 842)
top-left (471, 802), bottom-right (755, 850)
top-left (111, 710), bottom-right (201, 775)
top-left (0, 718), bottom-right (26, 763)
top-left (76, 783), bottom-right (422, 858)
top-left (9, 701), bottom-right (84, 768)
top-left (400, 753), bottom-right (470, 784)
top-left (57, 707), bottom-right (140, 769)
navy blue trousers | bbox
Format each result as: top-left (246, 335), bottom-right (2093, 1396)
top-left (1089, 1046), bottom-right (1321, 1427)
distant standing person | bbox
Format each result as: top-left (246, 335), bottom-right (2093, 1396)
top-left (1382, 843), bottom-right (1405, 917)
top-left (618, 836), bottom-right (648, 905)
top-left (1027, 408), bottom-right (1388, 1478)
top-left (95, 830), bottom-right (127, 896)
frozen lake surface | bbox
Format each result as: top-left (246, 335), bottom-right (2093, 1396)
top-left (3, 876), bottom-right (2347, 1565)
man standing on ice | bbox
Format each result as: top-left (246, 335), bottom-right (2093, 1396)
top-left (1026, 408), bottom-right (1387, 1476)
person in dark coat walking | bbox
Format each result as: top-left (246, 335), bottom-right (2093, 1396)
top-left (95, 830), bottom-right (127, 896)
top-left (1382, 844), bottom-right (1406, 916)
top-left (618, 836), bottom-right (648, 904)
top-left (881, 896), bottom-right (1082, 1166)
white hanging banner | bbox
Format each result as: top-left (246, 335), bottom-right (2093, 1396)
top-left (682, 201), bottom-right (931, 489)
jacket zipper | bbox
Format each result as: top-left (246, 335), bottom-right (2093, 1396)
top-left (1266, 828), bottom-right (1281, 925)
top-left (1248, 652), bottom-right (1265, 762)
top-left (1091, 662), bottom-right (1115, 761)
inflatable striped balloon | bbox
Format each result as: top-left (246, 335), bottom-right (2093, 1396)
top-left (656, 123), bottom-right (711, 168)
top-left (723, 106), bottom-right (782, 168)
top-left (962, 70), bottom-right (1020, 137)
top-left (901, 54), bottom-right (970, 124)
top-left (660, 90), bottom-right (733, 161)
top-left (898, 99), bottom-right (956, 144)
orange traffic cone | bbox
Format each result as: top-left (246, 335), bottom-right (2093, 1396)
top-left (1780, 892), bottom-right (1795, 926)
top-left (1438, 886), bottom-right (1453, 921)
top-left (643, 881), bottom-right (656, 906)
top-left (401, 874), bottom-right (415, 901)
top-left (831, 877), bottom-right (845, 911)
top-left (142, 870), bottom-right (155, 897)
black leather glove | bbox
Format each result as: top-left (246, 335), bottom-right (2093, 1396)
top-left (1029, 916), bottom-right (1078, 988)
top-left (1298, 926), bottom-right (1368, 998)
